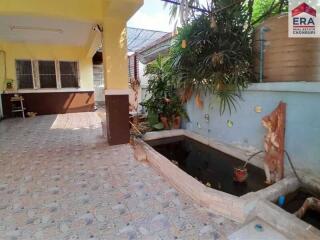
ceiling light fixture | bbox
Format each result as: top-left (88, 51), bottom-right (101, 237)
top-left (10, 25), bottom-right (63, 34)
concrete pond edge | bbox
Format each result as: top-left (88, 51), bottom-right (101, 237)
top-left (136, 129), bottom-right (320, 239)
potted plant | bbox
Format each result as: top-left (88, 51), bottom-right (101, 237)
top-left (233, 166), bottom-right (248, 183)
top-left (164, 94), bottom-right (188, 129)
top-left (4, 79), bottom-right (14, 91)
top-left (140, 56), bottom-right (188, 130)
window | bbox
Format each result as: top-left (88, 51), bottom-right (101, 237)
top-left (16, 60), bottom-right (34, 89)
top-left (128, 54), bottom-right (138, 81)
top-left (16, 60), bottom-right (80, 89)
top-left (59, 61), bottom-right (79, 88)
top-left (38, 61), bottom-right (57, 88)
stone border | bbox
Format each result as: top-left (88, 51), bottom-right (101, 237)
top-left (251, 200), bottom-right (320, 239)
top-left (140, 129), bottom-right (320, 239)
top-left (141, 130), bottom-right (294, 221)
top-left (247, 82), bottom-right (320, 93)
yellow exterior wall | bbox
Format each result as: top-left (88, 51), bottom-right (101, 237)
top-left (0, 0), bottom-right (104, 23)
top-left (0, 41), bottom-right (93, 91)
top-left (103, 18), bottom-right (129, 90)
top-left (0, 0), bottom-right (144, 92)
top-left (101, 0), bottom-right (143, 91)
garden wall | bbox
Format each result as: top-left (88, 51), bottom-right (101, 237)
top-left (183, 82), bottom-right (320, 175)
top-left (255, 14), bottom-right (320, 82)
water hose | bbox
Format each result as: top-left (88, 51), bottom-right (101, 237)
top-left (243, 150), bottom-right (265, 169)
top-left (284, 150), bottom-right (303, 185)
top-left (242, 149), bottom-right (302, 185)
top-left (243, 149), bottom-right (320, 200)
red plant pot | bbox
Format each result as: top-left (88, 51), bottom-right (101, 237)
top-left (172, 116), bottom-right (181, 129)
top-left (233, 167), bottom-right (248, 183)
top-left (160, 116), bottom-right (170, 130)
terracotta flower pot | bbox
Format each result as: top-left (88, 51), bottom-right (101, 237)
top-left (233, 167), bottom-right (248, 183)
top-left (172, 116), bottom-right (181, 129)
top-left (160, 116), bottom-right (170, 130)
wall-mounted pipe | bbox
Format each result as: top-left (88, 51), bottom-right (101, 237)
top-left (0, 50), bottom-right (7, 90)
top-left (0, 50), bottom-right (6, 119)
top-left (259, 26), bottom-right (270, 83)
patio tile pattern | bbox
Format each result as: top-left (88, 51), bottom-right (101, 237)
top-left (0, 113), bottom-right (238, 240)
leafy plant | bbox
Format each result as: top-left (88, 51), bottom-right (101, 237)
top-left (170, 2), bottom-right (255, 114)
top-left (163, 0), bottom-right (288, 114)
top-left (252, 0), bottom-right (288, 25)
top-left (141, 56), bottom-right (188, 129)
top-left (4, 79), bottom-right (14, 90)
top-left (164, 0), bottom-right (288, 25)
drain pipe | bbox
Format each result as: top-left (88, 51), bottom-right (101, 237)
top-left (259, 26), bottom-right (270, 83)
top-left (0, 50), bottom-right (7, 90)
top-left (0, 50), bottom-right (6, 120)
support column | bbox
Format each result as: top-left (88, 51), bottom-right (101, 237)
top-left (102, 17), bottom-right (129, 145)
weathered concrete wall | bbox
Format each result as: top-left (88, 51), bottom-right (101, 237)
top-left (184, 82), bottom-right (320, 175)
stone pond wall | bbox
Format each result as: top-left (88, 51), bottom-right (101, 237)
top-left (183, 82), bottom-right (320, 176)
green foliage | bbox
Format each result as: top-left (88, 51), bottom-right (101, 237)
top-left (153, 122), bottom-right (164, 130)
top-left (141, 56), bottom-right (188, 129)
top-left (170, 2), bottom-right (255, 114)
top-left (147, 111), bottom-right (160, 127)
top-left (252, 0), bottom-right (288, 25)
top-left (163, 0), bottom-right (288, 114)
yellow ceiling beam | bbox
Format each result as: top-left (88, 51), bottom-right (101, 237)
top-left (0, 0), bottom-right (143, 23)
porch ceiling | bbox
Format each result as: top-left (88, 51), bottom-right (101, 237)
top-left (0, 15), bottom-right (94, 46)
top-left (0, 0), bottom-right (143, 23)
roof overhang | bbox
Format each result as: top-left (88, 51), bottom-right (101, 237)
top-left (0, 0), bottom-right (143, 57)
top-left (0, 0), bottom-right (143, 23)
top-left (137, 33), bottom-right (173, 64)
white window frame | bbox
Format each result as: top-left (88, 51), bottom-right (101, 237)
top-left (16, 59), bottom-right (80, 90)
top-left (55, 61), bottom-right (62, 89)
top-left (32, 60), bottom-right (39, 89)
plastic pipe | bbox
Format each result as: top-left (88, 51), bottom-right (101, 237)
top-left (0, 50), bottom-right (7, 87)
top-left (259, 26), bottom-right (270, 83)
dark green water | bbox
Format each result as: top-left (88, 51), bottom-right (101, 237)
top-left (282, 189), bottom-right (320, 229)
top-left (147, 136), bottom-right (267, 197)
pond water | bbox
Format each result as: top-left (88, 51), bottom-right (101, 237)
top-left (280, 189), bottom-right (320, 230)
top-left (147, 136), bottom-right (267, 197)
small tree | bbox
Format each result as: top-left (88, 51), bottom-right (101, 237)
top-left (167, 0), bottom-right (288, 114)
top-left (141, 56), bottom-right (188, 130)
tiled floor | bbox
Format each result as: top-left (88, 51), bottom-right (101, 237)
top-left (0, 113), bottom-right (238, 240)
